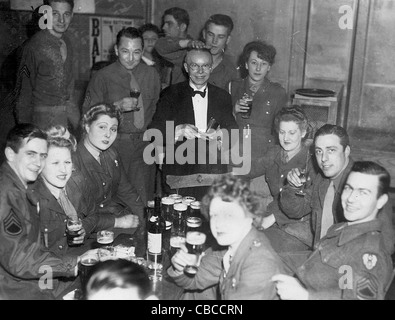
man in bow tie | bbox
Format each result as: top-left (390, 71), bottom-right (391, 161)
top-left (150, 48), bottom-right (238, 199)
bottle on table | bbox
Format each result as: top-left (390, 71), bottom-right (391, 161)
top-left (161, 197), bottom-right (175, 252)
top-left (147, 196), bottom-right (165, 266)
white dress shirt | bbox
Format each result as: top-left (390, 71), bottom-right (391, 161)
top-left (190, 82), bottom-right (208, 132)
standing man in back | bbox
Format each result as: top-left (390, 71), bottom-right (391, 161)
top-left (14, 0), bottom-right (80, 132)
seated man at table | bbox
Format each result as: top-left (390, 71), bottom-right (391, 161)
top-left (273, 161), bottom-right (394, 300)
top-left (85, 259), bottom-right (158, 300)
top-left (167, 174), bottom-right (285, 300)
top-left (0, 123), bottom-right (78, 300)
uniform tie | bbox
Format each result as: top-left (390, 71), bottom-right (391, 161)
top-left (59, 38), bottom-right (67, 62)
top-left (223, 249), bottom-right (233, 274)
top-left (58, 189), bottom-right (78, 220)
top-left (128, 71), bottom-right (145, 129)
top-left (320, 181), bottom-right (335, 238)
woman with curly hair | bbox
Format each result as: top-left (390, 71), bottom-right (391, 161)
top-left (167, 173), bottom-right (285, 300)
top-left (72, 103), bottom-right (145, 253)
top-left (247, 105), bottom-right (319, 252)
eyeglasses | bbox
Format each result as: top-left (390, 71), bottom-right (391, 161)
top-left (188, 63), bottom-right (212, 72)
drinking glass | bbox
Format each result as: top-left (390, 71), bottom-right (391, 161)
top-left (241, 93), bottom-right (253, 119)
top-left (66, 217), bottom-right (83, 247)
top-left (184, 231), bottom-right (206, 276)
top-left (130, 88), bottom-right (141, 99)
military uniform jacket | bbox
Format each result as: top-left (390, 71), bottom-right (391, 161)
top-left (83, 61), bottom-right (161, 133)
top-left (73, 143), bottom-right (144, 221)
top-left (15, 29), bottom-right (79, 128)
top-left (229, 77), bottom-right (288, 170)
top-left (280, 158), bottom-right (395, 254)
top-left (31, 172), bottom-right (101, 258)
top-left (296, 220), bottom-right (393, 300)
top-left (168, 227), bottom-right (285, 300)
top-left (0, 163), bottom-right (77, 300)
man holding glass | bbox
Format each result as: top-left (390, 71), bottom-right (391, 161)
top-left (149, 48), bottom-right (238, 200)
top-left (83, 27), bottom-right (161, 206)
top-left (280, 124), bottom-right (394, 255)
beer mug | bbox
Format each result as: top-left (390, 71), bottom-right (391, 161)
top-left (184, 231), bottom-right (206, 276)
top-left (66, 217), bottom-right (83, 247)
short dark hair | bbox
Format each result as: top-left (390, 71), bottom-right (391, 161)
top-left (350, 161), bottom-right (391, 198)
top-left (139, 23), bottom-right (162, 37)
top-left (6, 123), bottom-right (47, 154)
top-left (274, 105), bottom-right (309, 136)
top-left (44, 0), bottom-right (74, 10)
top-left (314, 124), bottom-right (350, 150)
top-left (86, 260), bottom-right (152, 300)
top-left (82, 103), bottom-right (123, 132)
top-left (241, 41), bottom-right (277, 66)
top-left (116, 27), bottom-right (143, 48)
top-left (164, 7), bottom-right (189, 29)
top-left (204, 14), bottom-right (234, 34)
top-left (201, 173), bottom-right (267, 220)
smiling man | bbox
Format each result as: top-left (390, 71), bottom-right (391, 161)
top-left (150, 48), bottom-right (238, 200)
top-left (0, 123), bottom-right (79, 300)
top-left (273, 161), bottom-right (394, 300)
top-left (83, 27), bottom-right (161, 206)
top-left (280, 124), bottom-right (395, 254)
top-left (155, 10), bottom-right (238, 89)
top-left (14, 0), bottom-right (80, 133)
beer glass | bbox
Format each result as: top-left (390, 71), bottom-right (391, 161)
top-left (184, 231), bottom-right (206, 276)
top-left (96, 230), bottom-right (114, 247)
top-left (241, 93), bottom-right (253, 119)
top-left (66, 217), bottom-right (83, 247)
top-left (79, 253), bottom-right (99, 296)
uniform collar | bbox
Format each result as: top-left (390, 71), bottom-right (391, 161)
top-left (326, 220), bottom-right (383, 246)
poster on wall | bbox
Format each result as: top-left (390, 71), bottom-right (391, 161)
top-left (89, 16), bottom-right (142, 67)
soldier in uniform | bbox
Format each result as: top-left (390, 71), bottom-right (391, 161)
top-left (0, 123), bottom-right (78, 300)
top-left (229, 40), bottom-right (288, 195)
top-left (167, 174), bottom-right (285, 300)
top-left (14, 0), bottom-right (80, 132)
top-left (273, 161), bottom-right (394, 300)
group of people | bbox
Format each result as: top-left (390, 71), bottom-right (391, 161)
top-left (0, 0), bottom-right (394, 300)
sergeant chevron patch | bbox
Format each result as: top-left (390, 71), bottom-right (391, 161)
top-left (3, 210), bottom-right (23, 236)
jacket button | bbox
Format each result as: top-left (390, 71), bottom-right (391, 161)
top-left (58, 245), bottom-right (63, 250)
top-left (279, 188), bottom-right (283, 192)
top-left (64, 219), bottom-right (67, 223)
top-left (63, 233), bottom-right (66, 237)
top-left (104, 195), bottom-right (107, 199)
top-left (103, 182), bottom-right (106, 186)
top-left (99, 204), bottom-right (104, 208)
top-left (281, 174), bottom-right (284, 178)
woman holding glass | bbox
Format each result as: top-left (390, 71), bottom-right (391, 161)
top-left (248, 105), bottom-right (318, 252)
top-left (167, 174), bottom-right (285, 300)
top-left (229, 40), bottom-right (288, 194)
top-left (72, 104), bottom-right (145, 251)
top-left (33, 126), bottom-right (99, 256)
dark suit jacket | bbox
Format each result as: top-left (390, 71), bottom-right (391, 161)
top-left (149, 81), bottom-right (238, 177)
top-left (72, 143), bottom-right (145, 220)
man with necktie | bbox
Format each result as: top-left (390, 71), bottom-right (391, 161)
top-left (149, 48), bottom-right (238, 200)
top-left (280, 124), bottom-right (394, 254)
top-left (83, 27), bottom-right (161, 206)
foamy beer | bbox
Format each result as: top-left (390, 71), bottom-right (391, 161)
top-left (79, 254), bottom-right (99, 296)
top-left (184, 231), bottom-right (206, 276)
top-left (66, 217), bottom-right (83, 247)
top-left (97, 230), bottom-right (114, 247)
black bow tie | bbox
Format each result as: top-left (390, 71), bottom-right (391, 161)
top-left (192, 89), bottom-right (206, 98)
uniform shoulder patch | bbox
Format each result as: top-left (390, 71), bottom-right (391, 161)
top-left (356, 276), bottom-right (379, 300)
top-left (362, 253), bottom-right (378, 270)
top-left (3, 209), bottom-right (23, 236)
